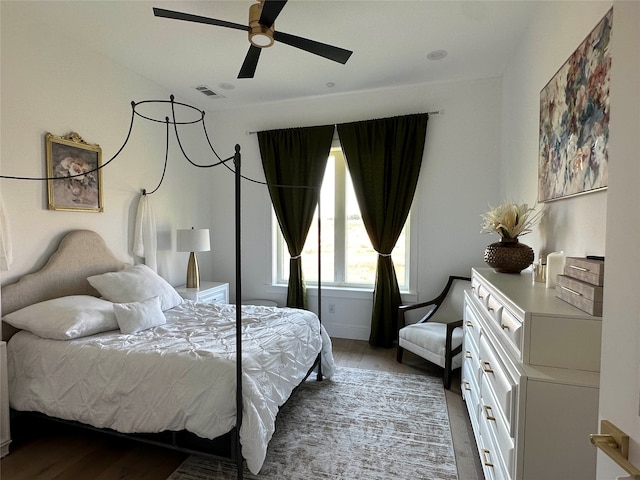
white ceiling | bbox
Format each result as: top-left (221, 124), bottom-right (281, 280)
top-left (13, 0), bottom-right (538, 111)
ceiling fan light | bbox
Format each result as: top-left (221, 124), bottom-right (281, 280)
top-left (249, 27), bottom-right (274, 48)
top-left (248, 2), bottom-right (274, 48)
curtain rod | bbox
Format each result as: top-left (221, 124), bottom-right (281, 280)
top-left (244, 110), bottom-right (443, 135)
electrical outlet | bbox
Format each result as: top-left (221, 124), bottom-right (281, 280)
top-left (328, 304), bottom-right (335, 314)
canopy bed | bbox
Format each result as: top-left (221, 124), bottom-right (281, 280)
top-left (1, 229), bottom-right (334, 477)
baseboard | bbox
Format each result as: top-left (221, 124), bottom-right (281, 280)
top-left (323, 321), bottom-right (369, 341)
top-left (1, 439), bottom-right (11, 458)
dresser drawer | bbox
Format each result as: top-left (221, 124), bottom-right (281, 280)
top-left (479, 333), bottom-right (517, 433)
top-left (464, 293), bottom-right (482, 347)
top-left (462, 361), bottom-right (481, 437)
top-left (479, 407), bottom-right (511, 480)
top-left (481, 382), bottom-right (515, 474)
top-left (486, 294), bottom-right (503, 319)
top-left (462, 335), bottom-right (481, 399)
top-left (498, 307), bottom-right (523, 353)
top-left (473, 281), bottom-right (491, 306)
top-left (199, 288), bottom-right (228, 304)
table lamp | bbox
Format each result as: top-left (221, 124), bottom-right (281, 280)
top-left (177, 227), bottom-right (210, 288)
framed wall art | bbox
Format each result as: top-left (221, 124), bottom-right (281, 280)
top-left (46, 132), bottom-right (103, 212)
top-left (538, 8), bottom-right (612, 203)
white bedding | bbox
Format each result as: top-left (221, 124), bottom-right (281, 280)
top-left (7, 301), bottom-right (336, 474)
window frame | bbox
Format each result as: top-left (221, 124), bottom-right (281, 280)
top-left (270, 143), bottom-right (417, 295)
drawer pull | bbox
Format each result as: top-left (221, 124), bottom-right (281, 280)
top-left (466, 321), bottom-right (474, 328)
top-left (478, 294), bottom-right (484, 299)
top-left (559, 285), bottom-right (583, 297)
top-left (568, 264), bottom-right (589, 272)
top-left (463, 381), bottom-right (472, 391)
top-left (500, 324), bottom-right (510, 331)
top-left (484, 405), bottom-right (496, 421)
top-left (465, 350), bottom-right (473, 359)
top-left (481, 361), bottom-right (494, 374)
top-left (488, 306), bottom-right (494, 312)
top-left (481, 449), bottom-right (494, 468)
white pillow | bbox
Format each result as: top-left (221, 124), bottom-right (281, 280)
top-left (87, 264), bottom-right (183, 311)
top-left (113, 296), bottom-right (166, 334)
top-left (3, 295), bottom-right (118, 340)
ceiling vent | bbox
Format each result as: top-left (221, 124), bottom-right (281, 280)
top-left (194, 85), bottom-right (225, 99)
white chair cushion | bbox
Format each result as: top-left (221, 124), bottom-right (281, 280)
top-left (398, 322), bottom-right (463, 369)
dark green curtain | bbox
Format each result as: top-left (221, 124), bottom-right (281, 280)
top-left (258, 125), bottom-right (334, 309)
top-left (337, 114), bottom-right (429, 347)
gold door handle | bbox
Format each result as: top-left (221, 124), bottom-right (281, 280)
top-left (465, 351), bottom-right (473, 359)
top-left (466, 321), bottom-right (474, 328)
top-left (590, 420), bottom-right (640, 478)
top-left (501, 324), bottom-right (510, 331)
top-left (463, 381), bottom-right (471, 391)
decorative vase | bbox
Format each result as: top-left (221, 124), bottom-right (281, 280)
top-left (483, 237), bottom-right (534, 274)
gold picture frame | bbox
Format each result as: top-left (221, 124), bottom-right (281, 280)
top-left (46, 132), bottom-right (103, 212)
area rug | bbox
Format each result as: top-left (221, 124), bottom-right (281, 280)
top-left (167, 367), bottom-right (458, 480)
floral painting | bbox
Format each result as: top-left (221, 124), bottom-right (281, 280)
top-left (538, 8), bottom-right (612, 202)
top-left (46, 132), bottom-right (103, 212)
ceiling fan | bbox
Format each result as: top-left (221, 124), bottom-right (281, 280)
top-left (153, 0), bottom-right (353, 79)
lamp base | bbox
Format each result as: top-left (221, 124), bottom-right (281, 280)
top-left (186, 252), bottom-right (200, 289)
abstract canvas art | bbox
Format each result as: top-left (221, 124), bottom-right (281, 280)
top-left (538, 9), bottom-right (612, 202)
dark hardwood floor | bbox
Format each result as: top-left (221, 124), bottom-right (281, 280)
top-left (1, 338), bottom-right (483, 480)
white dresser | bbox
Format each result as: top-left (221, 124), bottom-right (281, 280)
top-left (463, 268), bottom-right (601, 480)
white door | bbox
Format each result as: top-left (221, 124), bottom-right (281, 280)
top-left (597, 2), bottom-right (640, 479)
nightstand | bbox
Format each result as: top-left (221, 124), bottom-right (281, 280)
top-left (175, 281), bottom-right (229, 304)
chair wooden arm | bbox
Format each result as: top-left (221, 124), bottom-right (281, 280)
top-left (444, 319), bottom-right (464, 389)
top-left (397, 299), bottom-right (438, 330)
top-left (397, 275), bottom-right (470, 331)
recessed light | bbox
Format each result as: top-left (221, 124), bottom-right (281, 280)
top-left (427, 50), bottom-right (448, 61)
top-left (218, 82), bottom-right (236, 90)
top-left (326, 82), bottom-right (335, 88)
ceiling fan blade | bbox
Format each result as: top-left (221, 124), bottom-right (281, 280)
top-left (274, 31), bottom-right (352, 64)
top-left (238, 45), bottom-right (262, 79)
top-left (153, 8), bottom-right (249, 32)
top-left (259, 0), bottom-right (288, 28)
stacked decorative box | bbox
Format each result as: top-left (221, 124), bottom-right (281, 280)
top-left (556, 257), bottom-right (605, 316)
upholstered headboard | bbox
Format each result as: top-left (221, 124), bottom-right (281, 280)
top-left (1, 230), bottom-right (129, 341)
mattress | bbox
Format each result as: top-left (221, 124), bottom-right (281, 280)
top-left (7, 301), bottom-right (336, 474)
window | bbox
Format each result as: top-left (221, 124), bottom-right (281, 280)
top-left (275, 146), bottom-right (409, 289)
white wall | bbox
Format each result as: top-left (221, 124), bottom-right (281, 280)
top-left (1, 2), bottom-right (505, 341)
top-left (203, 77), bottom-right (503, 339)
top-left (499, 1), bottom-right (640, 478)
top-left (0, 2), bottom-right (217, 288)
top-left (500, 1), bottom-right (611, 260)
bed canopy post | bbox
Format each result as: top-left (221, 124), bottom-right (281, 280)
top-left (234, 144), bottom-right (244, 480)
top-left (317, 193), bottom-right (323, 381)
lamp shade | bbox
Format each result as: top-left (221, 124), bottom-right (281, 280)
top-left (177, 228), bottom-right (210, 253)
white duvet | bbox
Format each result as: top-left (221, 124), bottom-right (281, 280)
top-left (7, 301), bottom-right (336, 474)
